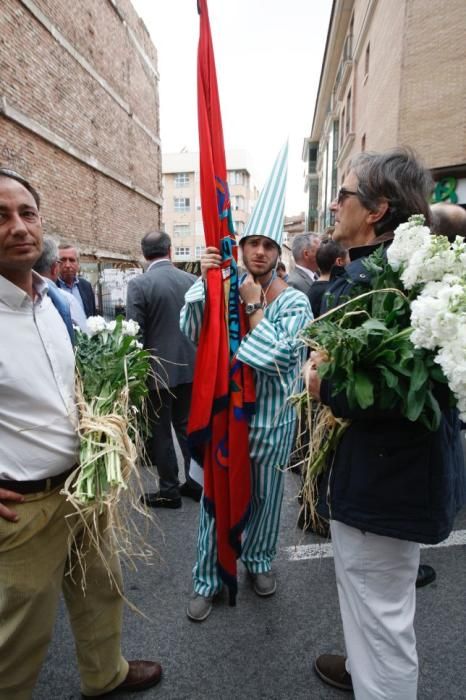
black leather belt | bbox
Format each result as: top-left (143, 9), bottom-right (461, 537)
top-left (0, 465), bottom-right (77, 495)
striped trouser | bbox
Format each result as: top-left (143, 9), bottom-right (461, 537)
top-left (193, 421), bottom-right (295, 597)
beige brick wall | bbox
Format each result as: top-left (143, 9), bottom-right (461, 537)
top-left (0, 0), bottom-right (161, 260)
top-left (398, 0), bottom-right (466, 168)
top-left (343, 0), bottom-right (406, 176)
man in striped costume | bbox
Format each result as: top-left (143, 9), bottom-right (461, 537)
top-left (181, 145), bottom-right (312, 621)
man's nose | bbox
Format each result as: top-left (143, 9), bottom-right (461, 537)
top-left (9, 212), bottom-right (28, 235)
top-left (329, 198), bottom-right (338, 212)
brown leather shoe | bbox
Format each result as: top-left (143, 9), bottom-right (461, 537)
top-left (83, 660), bottom-right (162, 697)
top-left (314, 654), bottom-right (353, 691)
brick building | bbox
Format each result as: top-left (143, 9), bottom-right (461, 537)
top-left (0, 0), bottom-right (162, 314)
top-left (304, 0), bottom-right (466, 231)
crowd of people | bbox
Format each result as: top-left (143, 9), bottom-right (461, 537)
top-left (0, 146), bottom-right (465, 698)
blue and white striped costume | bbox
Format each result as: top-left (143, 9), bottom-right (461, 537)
top-left (181, 277), bottom-right (312, 596)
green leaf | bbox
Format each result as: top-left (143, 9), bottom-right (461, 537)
top-left (353, 370), bottom-right (374, 409)
top-left (410, 356), bottom-right (429, 391)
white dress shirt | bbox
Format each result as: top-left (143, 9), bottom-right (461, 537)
top-left (0, 273), bottom-right (79, 480)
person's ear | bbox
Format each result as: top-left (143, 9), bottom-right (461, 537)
top-left (51, 260), bottom-right (60, 281)
top-left (366, 198), bottom-right (389, 225)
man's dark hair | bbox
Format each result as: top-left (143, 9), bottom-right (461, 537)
top-left (431, 203), bottom-right (466, 241)
top-left (141, 231), bottom-right (171, 259)
top-left (33, 236), bottom-right (59, 274)
top-left (316, 238), bottom-right (347, 274)
top-left (350, 147), bottom-right (433, 236)
top-left (0, 167), bottom-right (41, 208)
top-left (276, 261), bottom-right (286, 272)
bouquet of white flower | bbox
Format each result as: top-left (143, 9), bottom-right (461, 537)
top-left (388, 215), bottom-right (466, 420)
top-left (295, 215), bottom-right (465, 526)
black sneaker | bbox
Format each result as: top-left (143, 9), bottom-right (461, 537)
top-left (141, 492), bottom-right (182, 509)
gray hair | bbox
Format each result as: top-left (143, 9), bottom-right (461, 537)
top-left (58, 242), bottom-right (80, 258)
top-left (291, 232), bottom-right (321, 263)
top-left (33, 235), bottom-right (59, 274)
top-left (350, 147), bottom-right (433, 236)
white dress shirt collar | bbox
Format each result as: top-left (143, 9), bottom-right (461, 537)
top-left (295, 264), bottom-right (317, 281)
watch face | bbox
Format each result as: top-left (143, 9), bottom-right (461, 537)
top-left (245, 302), bottom-right (262, 315)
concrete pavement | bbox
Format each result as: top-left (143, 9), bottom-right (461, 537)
top-left (34, 468), bottom-right (466, 700)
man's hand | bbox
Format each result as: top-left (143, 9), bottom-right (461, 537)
top-left (239, 273), bottom-right (262, 304)
top-left (0, 488), bottom-right (24, 522)
top-left (200, 246), bottom-right (222, 280)
top-left (303, 351), bottom-right (328, 402)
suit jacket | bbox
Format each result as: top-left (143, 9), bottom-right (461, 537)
top-left (77, 276), bottom-right (97, 317)
top-left (287, 266), bottom-right (315, 299)
top-left (126, 260), bottom-right (197, 389)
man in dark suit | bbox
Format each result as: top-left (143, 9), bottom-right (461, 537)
top-left (57, 243), bottom-right (97, 317)
top-left (287, 232), bottom-right (321, 299)
top-left (126, 231), bottom-right (199, 508)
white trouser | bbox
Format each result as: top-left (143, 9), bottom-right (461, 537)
top-left (330, 520), bottom-right (420, 700)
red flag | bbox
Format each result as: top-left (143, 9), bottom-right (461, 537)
top-left (188, 0), bottom-right (255, 603)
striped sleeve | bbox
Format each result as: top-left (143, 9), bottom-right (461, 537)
top-left (237, 290), bottom-right (313, 376)
top-left (180, 277), bottom-right (205, 344)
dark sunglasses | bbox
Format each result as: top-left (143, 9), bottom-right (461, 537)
top-left (336, 187), bottom-right (360, 204)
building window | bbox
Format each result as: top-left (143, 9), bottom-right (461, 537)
top-left (175, 246), bottom-right (191, 258)
top-left (232, 195), bottom-right (245, 210)
top-left (195, 245), bottom-right (205, 259)
top-left (340, 107), bottom-right (346, 144)
top-left (173, 224), bottom-right (190, 238)
top-left (346, 89), bottom-right (352, 134)
top-left (175, 172), bottom-right (190, 187)
top-left (365, 42), bottom-right (370, 78)
top-left (234, 221), bottom-right (244, 236)
top-left (228, 170), bottom-right (245, 186)
top-left (174, 197), bottom-right (190, 212)
top-left (361, 133), bottom-right (366, 152)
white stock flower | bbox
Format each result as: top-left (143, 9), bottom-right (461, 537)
top-left (122, 319), bottom-right (140, 337)
top-left (387, 216), bottom-right (431, 277)
top-left (87, 316), bottom-right (107, 336)
top-left (107, 320), bottom-right (117, 332)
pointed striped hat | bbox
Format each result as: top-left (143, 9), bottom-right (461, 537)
top-left (240, 141), bottom-right (288, 248)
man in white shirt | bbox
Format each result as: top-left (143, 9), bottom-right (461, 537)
top-left (0, 168), bottom-right (162, 699)
top-left (287, 232), bottom-right (321, 298)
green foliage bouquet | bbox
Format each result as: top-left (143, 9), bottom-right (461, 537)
top-left (294, 215), bottom-right (465, 527)
top-left (68, 315), bottom-right (151, 503)
top-left (62, 316), bottom-right (154, 588)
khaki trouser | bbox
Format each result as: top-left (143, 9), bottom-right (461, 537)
top-left (0, 486), bottom-right (128, 699)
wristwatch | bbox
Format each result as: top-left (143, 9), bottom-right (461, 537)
top-left (245, 302), bottom-right (264, 315)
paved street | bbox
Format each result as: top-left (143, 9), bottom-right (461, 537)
top-left (35, 467), bottom-right (466, 700)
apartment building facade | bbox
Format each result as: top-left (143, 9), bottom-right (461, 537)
top-left (162, 150), bottom-right (258, 263)
top-left (304, 0), bottom-right (466, 231)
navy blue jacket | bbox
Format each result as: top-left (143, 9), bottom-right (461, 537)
top-left (57, 276), bottom-right (96, 318)
top-left (317, 241), bottom-right (465, 544)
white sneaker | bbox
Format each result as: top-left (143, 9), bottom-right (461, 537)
top-left (186, 593), bottom-right (213, 621)
top-left (252, 571), bottom-right (277, 597)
